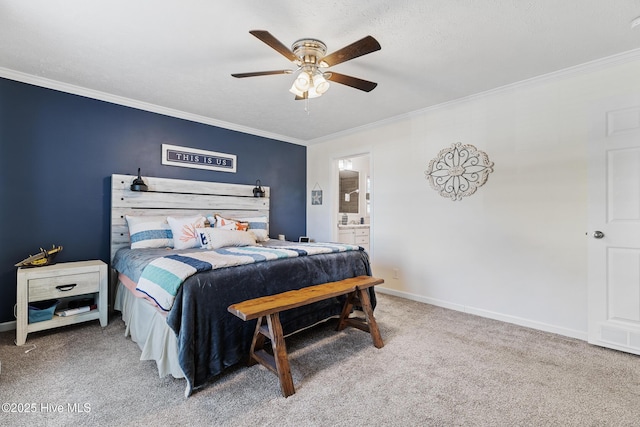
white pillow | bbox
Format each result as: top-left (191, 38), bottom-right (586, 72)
top-left (196, 228), bottom-right (256, 250)
top-left (126, 215), bottom-right (173, 249)
top-left (167, 215), bottom-right (206, 249)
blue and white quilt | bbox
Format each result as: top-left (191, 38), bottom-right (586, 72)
top-left (135, 242), bottom-right (360, 311)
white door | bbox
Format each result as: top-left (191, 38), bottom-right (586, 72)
top-left (588, 96), bottom-right (640, 355)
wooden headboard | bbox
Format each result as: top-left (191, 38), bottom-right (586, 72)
top-left (110, 174), bottom-right (270, 262)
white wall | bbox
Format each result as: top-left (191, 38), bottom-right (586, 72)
top-left (307, 56), bottom-right (640, 340)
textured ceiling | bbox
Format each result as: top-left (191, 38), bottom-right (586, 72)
top-left (1, 1), bottom-right (640, 144)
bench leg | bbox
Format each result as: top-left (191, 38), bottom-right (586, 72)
top-left (336, 291), bottom-right (357, 331)
top-left (336, 289), bottom-right (384, 349)
top-left (267, 313), bottom-right (295, 397)
top-left (357, 288), bottom-right (384, 349)
top-left (249, 314), bottom-right (296, 397)
top-left (248, 316), bottom-right (266, 367)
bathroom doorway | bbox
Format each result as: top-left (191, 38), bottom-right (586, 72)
top-left (335, 154), bottom-right (371, 253)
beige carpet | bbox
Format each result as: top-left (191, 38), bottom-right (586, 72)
top-left (1, 293), bottom-right (639, 426)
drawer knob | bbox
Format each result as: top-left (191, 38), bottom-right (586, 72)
top-left (55, 284), bottom-right (77, 292)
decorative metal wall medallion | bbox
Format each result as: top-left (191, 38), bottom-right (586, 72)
top-left (424, 143), bottom-right (494, 201)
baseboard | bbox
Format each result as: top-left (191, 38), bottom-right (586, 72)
top-left (2, 287), bottom-right (586, 340)
top-left (0, 320), bottom-right (16, 333)
top-left (375, 286), bottom-right (587, 341)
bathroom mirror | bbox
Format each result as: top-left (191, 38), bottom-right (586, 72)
top-left (339, 170), bottom-right (359, 213)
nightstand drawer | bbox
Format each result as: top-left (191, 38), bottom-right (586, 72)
top-left (28, 272), bottom-right (100, 302)
top-left (355, 228), bottom-right (369, 237)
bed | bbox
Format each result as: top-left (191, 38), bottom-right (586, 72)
top-left (110, 174), bottom-right (375, 396)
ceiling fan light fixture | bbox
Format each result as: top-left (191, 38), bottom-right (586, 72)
top-left (307, 85), bottom-right (322, 99)
top-left (312, 72), bottom-right (330, 95)
top-left (289, 82), bottom-right (305, 97)
top-left (293, 70), bottom-right (311, 92)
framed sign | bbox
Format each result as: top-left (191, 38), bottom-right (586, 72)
top-left (311, 182), bottom-right (323, 205)
top-left (162, 144), bottom-right (236, 173)
top-left (311, 190), bottom-right (323, 205)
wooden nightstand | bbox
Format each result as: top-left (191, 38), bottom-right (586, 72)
top-left (16, 260), bottom-right (108, 346)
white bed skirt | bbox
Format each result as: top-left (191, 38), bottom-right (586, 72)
top-left (114, 282), bottom-right (185, 379)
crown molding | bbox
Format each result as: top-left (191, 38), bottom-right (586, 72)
top-left (3, 47), bottom-right (640, 148)
top-left (307, 47), bottom-right (640, 145)
top-left (0, 67), bottom-right (304, 146)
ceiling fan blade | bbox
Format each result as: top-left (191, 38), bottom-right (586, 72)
top-left (232, 70), bottom-right (292, 78)
top-left (326, 72), bottom-right (378, 92)
top-left (249, 30), bottom-right (298, 62)
top-left (321, 36), bottom-right (381, 67)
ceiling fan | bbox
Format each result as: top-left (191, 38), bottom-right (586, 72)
top-left (231, 30), bottom-right (381, 100)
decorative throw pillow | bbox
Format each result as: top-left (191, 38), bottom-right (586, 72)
top-left (214, 214), bottom-right (249, 231)
top-left (241, 216), bottom-right (269, 242)
top-left (126, 215), bottom-right (173, 249)
top-left (205, 215), bottom-right (217, 227)
top-left (167, 215), bottom-right (206, 250)
top-left (196, 228), bottom-right (257, 250)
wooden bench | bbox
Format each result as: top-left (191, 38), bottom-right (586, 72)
top-left (228, 275), bottom-right (384, 397)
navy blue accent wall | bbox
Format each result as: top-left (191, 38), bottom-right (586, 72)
top-left (0, 77), bottom-right (306, 323)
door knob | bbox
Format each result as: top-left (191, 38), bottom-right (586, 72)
top-left (593, 231), bottom-right (605, 239)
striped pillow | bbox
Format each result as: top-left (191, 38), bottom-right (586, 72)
top-left (241, 216), bottom-right (269, 242)
top-left (126, 215), bottom-right (173, 249)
